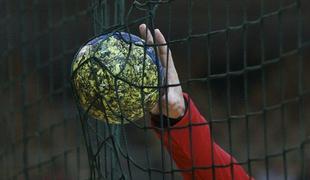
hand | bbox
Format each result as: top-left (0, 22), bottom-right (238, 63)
top-left (139, 24), bottom-right (185, 119)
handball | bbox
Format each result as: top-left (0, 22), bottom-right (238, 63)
top-left (71, 32), bottom-right (163, 124)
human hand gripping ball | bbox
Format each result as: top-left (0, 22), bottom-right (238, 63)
top-left (139, 24), bottom-right (185, 119)
top-left (71, 31), bottom-right (164, 124)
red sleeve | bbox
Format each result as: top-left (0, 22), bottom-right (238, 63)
top-left (151, 93), bottom-right (253, 180)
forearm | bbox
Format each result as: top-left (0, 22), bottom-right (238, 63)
top-left (151, 93), bottom-right (252, 180)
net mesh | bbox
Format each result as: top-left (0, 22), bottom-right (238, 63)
top-left (1, 0), bottom-right (310, 180)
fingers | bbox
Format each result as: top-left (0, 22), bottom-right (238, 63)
top-left (139, 24), bottom-right (154, 44)
top-left (139, 24), bottom-right (174, 70)
top-left (154, 29), bottom-right (178, 84)
top-left (154, 29), bottom-right (170, 67)
top-left (154, 29), bottom-right (167, 56)
top-left (139, 25), bottom-right (184, 118)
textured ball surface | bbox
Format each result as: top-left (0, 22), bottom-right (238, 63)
top-left (71, 32), bottom-right (162, 124)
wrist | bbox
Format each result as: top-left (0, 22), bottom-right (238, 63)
top-left (150, 94), bottom-right (188, 127)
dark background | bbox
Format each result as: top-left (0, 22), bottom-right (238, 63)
top-left (0, 0), bottom-right (309, 179)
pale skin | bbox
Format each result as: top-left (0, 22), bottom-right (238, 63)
top-left (139, 24), bottom-right (185, 119)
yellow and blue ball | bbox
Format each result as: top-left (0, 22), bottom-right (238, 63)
top-left (71, 32), bottom-right (163, 124)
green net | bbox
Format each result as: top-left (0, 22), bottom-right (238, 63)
top-left (1, 0), bottom-right (310, 179)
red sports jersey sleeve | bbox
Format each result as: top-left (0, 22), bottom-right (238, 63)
top-left (151, 93), bottom-right (253, 180)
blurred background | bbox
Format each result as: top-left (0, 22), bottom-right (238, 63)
top-left (0, 0), bottom-right (309, 179)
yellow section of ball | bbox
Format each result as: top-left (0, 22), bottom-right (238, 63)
top-left (71, 35), bottom-right (160, 124)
